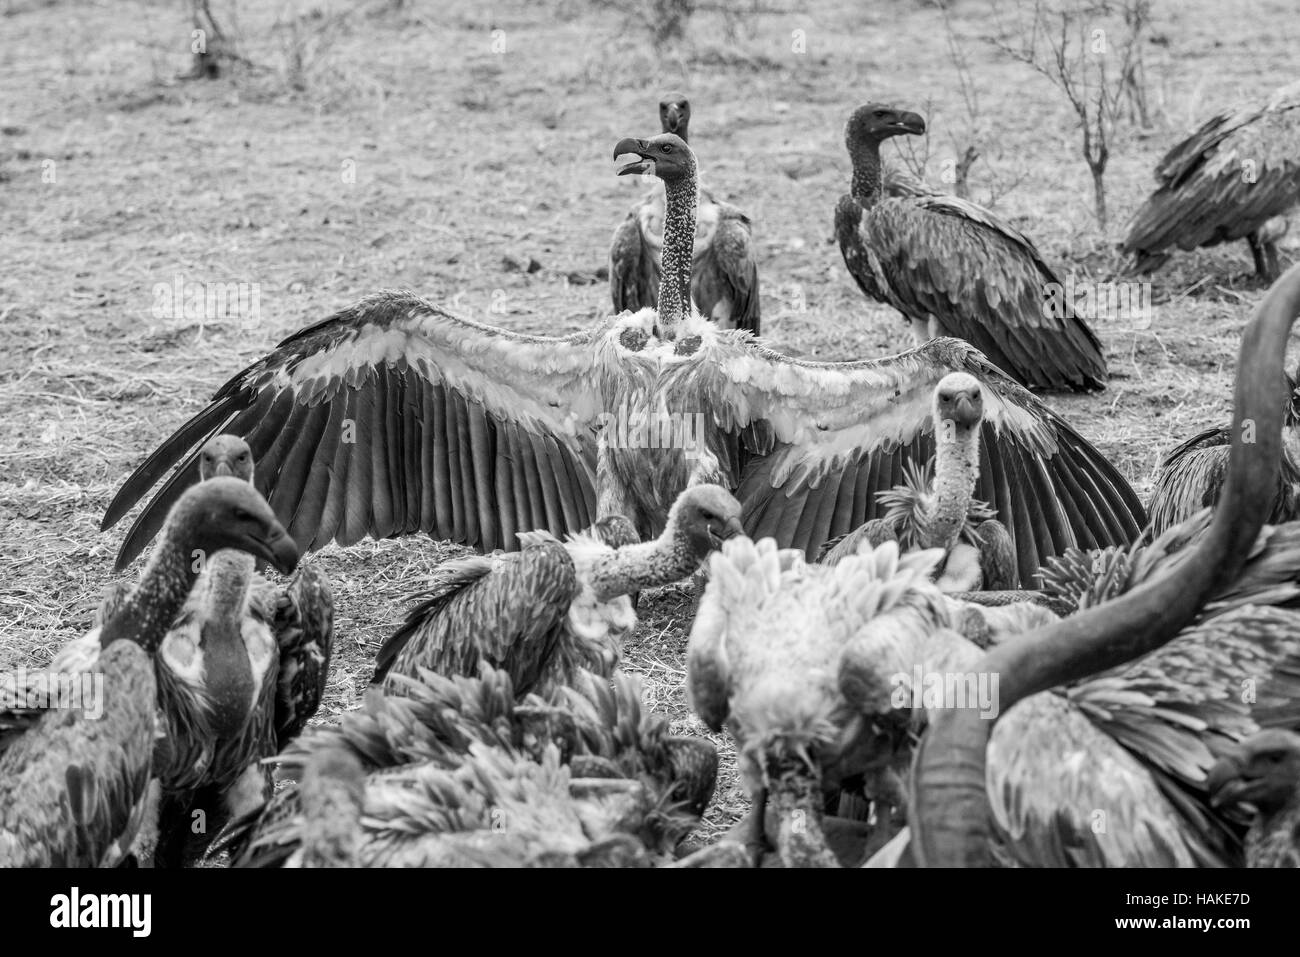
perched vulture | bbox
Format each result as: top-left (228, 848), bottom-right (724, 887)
top-left (836, 103), bottom-right (1107, 392)
top-left (609, 92), bottom-right (760, 334)
top-left (1122, 80), bottom-right (1300, 280)
top-left (102, 134), bottom-right (1144, 592)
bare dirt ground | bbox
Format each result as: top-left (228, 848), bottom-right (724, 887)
top-left (1, 0), bottom-right (1296, 845)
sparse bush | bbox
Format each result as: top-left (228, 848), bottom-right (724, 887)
top-left (987, 0), bottom-right (1154, 230)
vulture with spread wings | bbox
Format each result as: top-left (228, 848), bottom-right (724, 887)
top-left (102, 135), bottom-right (1144, 589)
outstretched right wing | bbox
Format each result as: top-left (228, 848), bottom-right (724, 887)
top-left (103, 291), bottom-right (611, 569)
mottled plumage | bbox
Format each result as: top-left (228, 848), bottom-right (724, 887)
top-left (1122, 81), bottom-right (1300, 279)
top-left (223, 666), bottom-right (717, 867)
top-left (101, 436), bottom-right (332, 866)
top-left (609, 94), bottom-right (759, 334)
top-left (373, 484), bottom-right (742, 695)
top-left (0, 479), bottom-right (299, 867)
top-left (1148, 375), bottom-right (1300, 535)
top-left (1207, 728), bottom-right (1300, 867)
top-left (837, 103), bottom-right (1106, 392)
top-left (102, 139), bottom-right (1143, 590)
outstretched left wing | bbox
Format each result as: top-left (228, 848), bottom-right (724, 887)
top-left (696, 334), bottom-right (1144, 586)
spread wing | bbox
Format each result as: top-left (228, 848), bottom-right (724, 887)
top-left (1122, 84), bottom-right (1300, 258)
top-left (697, 334), bottom-right (1144, 586)
top-left (859, 195), bottom-right (1107, 392)
top-left (102, 291), bottom-right (610, 569)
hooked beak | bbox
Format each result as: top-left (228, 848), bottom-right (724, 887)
top-left (710, 516), bottom-right (746, 548)
top-left (1205, 753), bottom-right (1252, 808)
top-left (895, 111), bottom-right (926, 135)
top-left (951, 394), bottom-right (982, 428)
top-left (210, 460), bottom-right (234, 478)
top-left (614, 137), bottom-right (652, 176)
top-left (663, 104), bottom-right (683, 134)
top-left (250, 522), bottom-right (301, 575)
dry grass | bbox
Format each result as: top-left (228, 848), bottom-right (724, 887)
top-left (1, 0), bottom-right (1297, 847)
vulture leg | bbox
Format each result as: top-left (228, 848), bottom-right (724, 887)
top-left (747, 787), bottom-right (770, 867)
top-left (1247, 231), bottom-right (1279, 281)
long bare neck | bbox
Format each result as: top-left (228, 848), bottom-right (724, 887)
top-left (99, 533), bottom-right (200, 652)
top-left (589, 532), bottom-right (701, 602)
top-left (658, 175), bottom-right (698, 336)
top-left (849, 140), bottom-right (884, 207)
top-left (924, 423), bottom-right (981, 550)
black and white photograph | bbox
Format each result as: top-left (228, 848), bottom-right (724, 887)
top-left (0, 0), bottom-right (1296, 924)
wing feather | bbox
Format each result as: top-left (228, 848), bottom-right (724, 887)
top-left (103, 292), bottom-right (606, 568)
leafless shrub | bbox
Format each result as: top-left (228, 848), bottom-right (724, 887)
top-left (987, 0), bottom-right (1154, 229)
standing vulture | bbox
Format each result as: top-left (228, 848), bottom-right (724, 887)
top-left (609, 93), bottom-right (760, 334)
top-left (836, 103), bottom-right (1107, 392)
top-left (1121, 80), bottom-right (1300, 281)
top-left (909, 261), bottom-right (1300, 867)
top-left (101, 133), bottom-right (1144, 590)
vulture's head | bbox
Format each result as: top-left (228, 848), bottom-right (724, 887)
top-left (669, 483), bottom-right (745, 559)
top-left (1207, 729), bottom-right (1300, 817)
top-left (933, 372), bottom-right (985, 432)
top-left (613, 133), bottom-right (696, 186)
top-left (199, 433), bottom-right (255, 483)
top-left (173, 476), bottom-right (300, 574)
top-left (844, 103), bottom-right (926, 149)
top-left (658, 92), bottom-right (692, 139)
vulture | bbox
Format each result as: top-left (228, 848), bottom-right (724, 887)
top-left (1121, 80), bottom-right (1300, 281)
top-left (222, 666), bottom-right (718, 867)
top-left (0, 478), bottom-right (299, 867)
top-left (1146, 366), bottom-right (1300, 536)
top-left (1207, 728), bottom-right (1300, 868)
top-left (609, 92), bottom-right (760, 334)
top-left (836, 103), bottom-right (1107, 392)
top-left (101, 132), bottom-right (1144, 592)
top-left (110, 434), bottom-right (331, 867)
top-left (908, 261), bottom-right (1300, 868)
top-left (373, 483), bottom-right (743, 694)
top-left (819, 371), bottom-right (1016, 592)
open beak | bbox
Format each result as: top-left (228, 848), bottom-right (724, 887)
top-left (614, 137), bottom-right (652, 176)
top-left (251, 523), bottom-right (301, 575)
top-left (895, 111), bottom-right (926, 135)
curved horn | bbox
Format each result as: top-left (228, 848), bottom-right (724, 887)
top-left (909, 262), bottom-right (1300, 867)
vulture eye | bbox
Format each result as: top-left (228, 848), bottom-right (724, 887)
top-left (661, 144), bottom-right (674, 153)
top-left (874, 110), bottom-right (887, 118)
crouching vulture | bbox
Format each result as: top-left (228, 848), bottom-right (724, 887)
top-left (101, 133), bottom-right (1144, 591)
